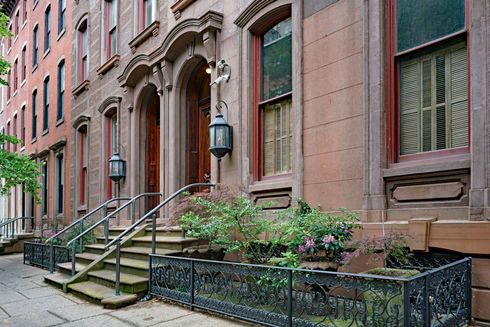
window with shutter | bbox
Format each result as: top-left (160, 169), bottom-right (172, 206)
top-left (256, 17), bottom-right (292, 179)
top-left (399, 43), bottom-right (468, 156)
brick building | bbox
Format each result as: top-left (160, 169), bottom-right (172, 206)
top-left (0, 0), bottom-right (73, 231)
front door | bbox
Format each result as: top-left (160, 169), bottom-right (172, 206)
top-left (146, 93), bottom-right (160, 210)
top-left (186, 63), bottom-right (211, 191)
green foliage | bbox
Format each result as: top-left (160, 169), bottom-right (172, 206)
top-left (179, 193), bottom-right (285, 264)
top-left (277, 201), bottom-right (361, 264)
top-left (269, 251), bottom-right (300, 268)
top-left (0, 135), bottom-right (42, 201)
top-left (0, 8), bottom-right (12, 86)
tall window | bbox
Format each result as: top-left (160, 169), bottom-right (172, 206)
top-left (23, 0), bottom-right (27, 22)
top-left (57, 60), bottom-right (65, 121)
top-left (7, 72), bottom-right (11, 99)
top-left (33, 25), bottom-right (39, 66)
top-left (44, 5), bottom-right (51, 52)
top-left (32, 90), bottom-right (37, 139)
top-left (13, 58), bottom-right (18, 91)
top-left (106, 113), bottom-right (117, 199)
top-left (388, 0), bottom-right (468, 159)
top-left (255, 17), bottom-right (292, 178)
top-left (21, 46), bottom-right (26, 81)
top-left (12, 114), bottom-right (17, 152)
top-left (105, 0), bottom-right (117, 59)
top-left (79, 127), bottom-right (88, 206)
top-left (21, 105), bottom-right (25, 146)
top-left (15, 10), bottom-right (19, 36)
top-left (8, 24), bottom-right (12, 48)
top-left (140, 0), bottom-right (154, 30)
top-left (78, 20), bottom-right (88, 82)
top-left (6, 122), bottom-right (10, 151)
top-left (41, 159), bottom-right (48, 215)
top-left (58, 0), bottom-right (66, 34)
top-left (56, 153), bottom-right (64, 214)
top-left (43, 77), bottom-right (49, 131)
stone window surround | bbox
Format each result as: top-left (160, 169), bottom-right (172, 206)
top-left (73, 115), bottom-right (91, 212)
top-left (362, 0), bottom-right (488, 220)
top-left (235, 0), bottom-right (304, 202)
top-left (75, 14), bottom-right (90, 90)
top-left (49, 137), bottom-right (67, 217)
top-left (100, 0), bottom-right (118, 64)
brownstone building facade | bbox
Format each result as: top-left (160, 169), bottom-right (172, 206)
top-left (68, 0), bottom-right (490, 322)
top-left (0, 0), bottom-right (73, 230)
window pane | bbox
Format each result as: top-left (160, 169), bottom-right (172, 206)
top-left (109, 0), bottom-right (117, 29)
top-left (111, 115), bottom-right (117, 154)
top-left (262, 98), bottom-right (292, 176)
top-left (261, 18), bottom-right (292, 101)
top-left (145, 0), bottom-right (152, 27)
top-left (397, 0), bottom-right (465, 53)
top-left (399, 43), bottom-right (468, 155)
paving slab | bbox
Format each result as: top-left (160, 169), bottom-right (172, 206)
top-left (0, 311), bottom-right (66, 327)
top-left (47, 303), bottom-right (112, 322)
top-left (0, 290), bottom-right (27, 305)
top-left (54, 314), bottom-right (133, 327)
top-left (0, 294), bottom-right (77, 317)
top-left (158, 313), bottom-right (248, 327)
top-left (108, 301), bottom-right (194, 326)
top-left (17, 286), bottom-right (60, 299)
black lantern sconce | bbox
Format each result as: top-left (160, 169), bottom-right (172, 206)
top-left (109, 152), bottom-right (126, 182)
top-left (209, 101), bottom-right (233, 160)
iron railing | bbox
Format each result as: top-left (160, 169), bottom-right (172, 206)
top-left (65, 192), bottom-right (162, 275)
top-left (0, 216), bottom-right (34, 240)
top-left (24, 241), bottom-right (69, 270)
top-left (148, 254), bottom-right (472, 327)
top-left (105, 183), bottom-right (214, 296)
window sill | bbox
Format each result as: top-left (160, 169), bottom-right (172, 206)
top-left (128, 21), bottom-right (160, 53)
top-left (7, 47), bottom-right (11, 55)
top-left (33, 0), bottom-right (39, 10)
top-left (12, 90), bottom-right (18, 98)
top-left (77, 205), bottom-right (87, 213)
top-left (19, 146), bottom-right (25, 152)
top-left (14, 35), bottom-right (19, 44)
top-left (57, 29), bottom-right (66, 41)
top-left (31, 137), bottom-right (37, 144)
top-left (171, 0), bottom-right (195, 18)
top-left (248, 178), bottom-right (292, 193)
top-left (72, 80), bottom-right (90, 97)
top-left (20, 79), bottom-right (26, 88)
top-left (32, 64), bottom-right (38, 73)
top-left (96, 54), bottom-right (120, 77)
top-left (42, 129), bottom-right (49, 136)
top-left (22, 20), bottom-right (27, 30)
top-left (384, 153), bottom-right (471, 178)
top-left (56, 118), bottom-right (64, 127)
top-left (6, 99), bottom-right (11, 106)
top-left (43, 48), bottom-right (50, 59)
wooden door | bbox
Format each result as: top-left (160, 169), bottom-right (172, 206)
top-left (186, 63), bottom-right (211, 192)
top-left (146, 94), bottom-right (160, 210)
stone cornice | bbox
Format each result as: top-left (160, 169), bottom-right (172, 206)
top-left (234, 0), bottom-right (277, 28)
top-left (98, 96), bottom-right (122, 114)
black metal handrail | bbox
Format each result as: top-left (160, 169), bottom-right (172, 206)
top-left (105, 183), bottom-right (214, 296)
top-left (0, 216), bottom-right (34, 239)
top-left (46, 197), bottom-right (131, 273)
top-left (65, 192), bottom-right (162, 276)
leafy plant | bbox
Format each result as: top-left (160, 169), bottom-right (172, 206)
top-left (179, 189), bottom-right (285, 264)
top-left (277, 200), bottom-right (361, 264)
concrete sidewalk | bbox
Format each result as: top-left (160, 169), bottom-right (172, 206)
top-left (0, 253), bottom-right (249, 327)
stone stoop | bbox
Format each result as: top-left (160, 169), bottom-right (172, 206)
top-left (44, 225), bottom-right (204, 308)
top-left (0, 233), bottom-right (35, 254)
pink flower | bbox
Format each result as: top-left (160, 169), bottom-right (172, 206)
top-left (322, 235), bottom-right (336, 244)
top-left (298, 245), bottom-right (306, 254)
top-left (304, 236), bottom-right (315, 249)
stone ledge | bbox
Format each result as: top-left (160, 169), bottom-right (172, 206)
top-left (128, 21), bottom-right (160, 53)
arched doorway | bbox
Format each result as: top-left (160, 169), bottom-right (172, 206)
top-left (144, 88), bottom-right (160, 210)
top-left (186, 61), bottom-right (211, 190)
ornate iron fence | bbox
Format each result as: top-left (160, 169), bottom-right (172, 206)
top-left (23, 241), bottom-right (70, 271)
top-left (148, 255), bottom-right (471, 327)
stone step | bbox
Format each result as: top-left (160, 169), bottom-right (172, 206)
top-left (57, 262), bottom-right (87, 275)
top-left (145, 226), bottom-right (183, 237)
top-left (95, 236), bottom-right (116, 245)
top-left (103, 258), bottom-right (149, 277)
top-left (119, 246), bottom-right (179, 260)
top-left (107, 227), bottom-right (129, 237)
top-left (68, 281), bottom-right (137, 308)
top-left (83, 243), bottom-right (107, 255)
top-left (132, 235), bottom-right (204, 250)
top-left (44, 272), bottom-right (71, 289)
top-left (75, 252), bottom-right (100, 265)
top-left (87, 269), bottom-right (148, 294)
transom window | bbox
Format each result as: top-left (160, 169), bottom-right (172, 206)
top-left (105, 0), bottom-right (117, 59)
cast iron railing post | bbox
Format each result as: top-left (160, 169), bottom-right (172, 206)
top-left (190, 260), bottom-right (195, 311)
top-left (287, 269), bottom-right (293, 327)
top-left (424, 274), bottom-right (430, 326)
top-left (466, 258), bottom-right (472, 324)
top-left (71, 242), bottom-right (76, 276)
top-left (104, 218), bottom-right (109, 246)
top-left (80, 220), bottom-right (85, 253)
top-left (49, 242), bottom-right (54, 273)
top-left (115, 239), bottom-right (121, 296)
top-left (403, 280), bottom-right (410, 327)
top-left (148, 255), bottom-right (152, 297)
top-left (151, 213), bottom-right (156, 255)
top-left (131, 201), bottom-right (136, 225)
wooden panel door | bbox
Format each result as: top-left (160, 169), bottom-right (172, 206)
top-left (146, 94), bottom-right (160, 210)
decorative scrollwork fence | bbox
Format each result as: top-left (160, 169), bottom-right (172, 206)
top-left (148, 255), bottom-right (471, 327)
top-left (23, 241), bottom-right (69, 271)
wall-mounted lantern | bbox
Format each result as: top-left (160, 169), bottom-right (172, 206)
top-left (109, 152), bottom-right (126, 182)
top-left (209, 101), bottom-right (232, 160)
